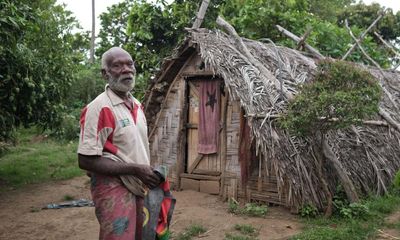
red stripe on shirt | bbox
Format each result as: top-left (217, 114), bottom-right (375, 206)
top-left (132, 103), bottom-right (139, 125)
top-left (80, 106), bottom-right (88, 141)
top-left (97, 107), bottom-right (118, 154)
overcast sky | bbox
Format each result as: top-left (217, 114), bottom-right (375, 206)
top-left (57, 0), bottom-right (400, 33)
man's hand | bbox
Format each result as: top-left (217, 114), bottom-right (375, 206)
top-left (78, 154), bottom-right (161, 188)
top-left (135, 165), bottom-right (161, 189)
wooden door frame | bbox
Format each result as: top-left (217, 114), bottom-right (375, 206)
top-left (182, 76), bottom-right (222, 176)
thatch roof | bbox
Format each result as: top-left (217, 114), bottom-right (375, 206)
top-left (144, 28), bottom-right (400, 209)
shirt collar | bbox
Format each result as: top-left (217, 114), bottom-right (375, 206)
top-left (105, 84), bottom-right (133, 106)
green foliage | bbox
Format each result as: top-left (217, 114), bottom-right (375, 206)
top-left (290, 221), bottom-right (377, 240)
top-left (0, 0), bottom-right (86, 143)
top-left (96, 1), bottom-right (134, 57)
top-left (332, 186), bottom-right (370, 219)
top-left (224, 233), bottom-right (258, 240)
top-left (63, 194), bottom-right (74, 201)
top-left (392, 170), bottom-right (400, 193)
top-left (228, 199), bottom-right (268, 217)
top-left (0, 128), bottom-right (83, 190)
top-left (300, 204), bottom-right (319, 218)
top-left (56, 63), bottom-right (104, 140)
top-left (291, 194), bottom-right (400, 240)
top-left (228, 198), bottom-right (240, 213)
top-left (175, 224), bottom-right (207, 240)
top-left (51, 108), bottom-right (81, 141)
top-left (280, 60), bottom-right (381, 136)
top-left (366, 194), bottom-right (400, 215)
top-left (94, 0), bottom-right (394, 104)
top-left (220, 0), bottom-right (392, 67)
top-left (233, 224), bottom-right (259, 236)
top-left (335, 202), bottom-right (370, 219)
top-left (226, 223), bottom-right (259, 240)
top-left (337, 2), bottom-right (400, 44)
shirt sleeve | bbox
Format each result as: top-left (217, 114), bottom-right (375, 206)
top-left (77, 104), bottom-right (116, 156)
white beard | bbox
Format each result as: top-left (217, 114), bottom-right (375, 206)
top-left (108, 73), bottom-right (135, 93)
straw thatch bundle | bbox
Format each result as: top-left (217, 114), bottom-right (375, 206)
top-left (145, 27), bottom-right (400, 210)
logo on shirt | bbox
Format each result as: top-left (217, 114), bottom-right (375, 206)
top-left (119, 118), bottom-right (131, 128)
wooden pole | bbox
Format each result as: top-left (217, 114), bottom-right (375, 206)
top-left (341, 10), bottom-right (385, 60)
top-left (276, 25), bottom-right (324, 59)
top-left (344, 19), bottom-right (381, 68)
top-left (296, 27), bottom-right (313, 51)
top-left (374, 31), bottom-right (400, 70)
top-left (90, 0), bottom-right (95, 64)
top-left (321, 134), bottom-right (359, 203)
top-left (176, 79), bottom-right (189, 190)
top-left (192, 0), bottom-right (211, 29)
top-left (374, 31), bottom-right (400, 58)
top-left (379, 108), bottom-right (400, 132)
top-left (219, 87), bottom-right (229, 199)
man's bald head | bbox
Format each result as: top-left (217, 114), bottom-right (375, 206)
top-left (101, 47), bottom-right (132, 70)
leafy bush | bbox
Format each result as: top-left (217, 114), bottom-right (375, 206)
top-left (0, 0), bottom-right (83, 142)
top-left (339, 203), bottom-right (370, 219)
top-left (228, 199), bottom-right (268, 217)
top-left (228, 198), bottom-right (240, 214)
top-left (300, 204), bottom-right (319, 218)
top-left (333, 197), bottom-right (369, 219)
top-left (280, 60), bottom-right (382, 136)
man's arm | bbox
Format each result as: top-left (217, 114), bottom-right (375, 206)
top-left (78, 154), bottom-right (160, 189)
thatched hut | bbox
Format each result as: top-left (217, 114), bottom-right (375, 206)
top-left (143, 27), bottom-right (400, 211)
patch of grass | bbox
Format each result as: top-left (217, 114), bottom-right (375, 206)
top-left (233, 224), bottom-right (258, 236)
top-left (367, 194), bottom-right (400, 215)
top-left (290, 220), bottom-right (378, 240)
top-left (290, 194), bottom-right (400, 240)
top-left (63, 194), bottom-right (75, 201)
top-left (228, 199), bottom-right (267, 217)
top-left (224, 233), bottom-right (257, 240)
top-left (0, 128), bottom-right (83, 191)
top-left (175, 224), bottom-right (207, 240)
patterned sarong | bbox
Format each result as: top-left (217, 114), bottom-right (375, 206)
top-left (90, 174), bottom-right (144, 240)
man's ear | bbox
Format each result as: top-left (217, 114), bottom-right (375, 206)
top-left (101, 69), bottom-right (108, 80)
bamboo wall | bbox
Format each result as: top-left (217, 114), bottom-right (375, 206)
top-left (224, 100), bottom-right (241, 175)
top-left (149, 78), bottom-right (184, 186)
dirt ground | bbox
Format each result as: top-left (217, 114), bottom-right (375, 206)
top-left (0, 176), bottom-right (303, 240)
top-left (376, 211), bottom-right (400, 240)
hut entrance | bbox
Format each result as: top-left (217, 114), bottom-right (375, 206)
top-left (180, 78), bottom-right (222, 194)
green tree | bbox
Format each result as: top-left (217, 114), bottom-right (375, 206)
top-left (219, 0), bottom-right (391, 66)
top-left (0, 0), bottom-right (84, 142)
top-left (94, 0), bottom-right (396, 101)
top-left (280, 60), bottom-right (382, 214)
top-left (96, 0), bottom-right (134, 58)
top-left (337, 2), bottom-right (400, 43)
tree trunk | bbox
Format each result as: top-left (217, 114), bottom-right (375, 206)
top-left (321, 134), bottom-right (359, 203)
top-left (312, 142), bottom-right (333, 217)
top-left (90, 0), bottom-right (95, 64)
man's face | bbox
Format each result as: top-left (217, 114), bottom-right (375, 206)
top-left (105, 51), bottom-right (136, 93)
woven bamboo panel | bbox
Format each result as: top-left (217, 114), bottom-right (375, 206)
top-left (149, 78), bottom-right (184, 184)
top-left (225, 101), bottom-right (241, 173)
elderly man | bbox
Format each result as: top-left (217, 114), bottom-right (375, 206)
top-left (78, 47), bottom-right (160, 240)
